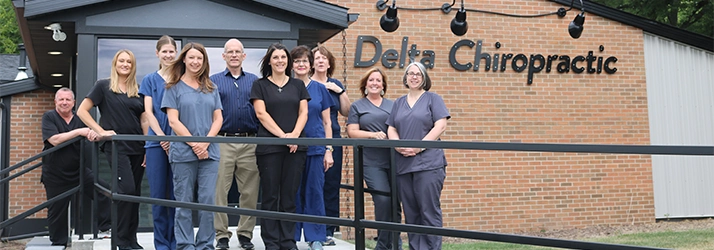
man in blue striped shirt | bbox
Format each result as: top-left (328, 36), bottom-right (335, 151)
top-left (211, 38), bottom-right (260, 250)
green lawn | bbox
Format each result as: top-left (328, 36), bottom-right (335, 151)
top-left (352, 228), bottom-right (714, 249)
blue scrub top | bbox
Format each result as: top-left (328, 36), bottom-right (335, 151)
top-left (305, 80), bottom-right (335, 156)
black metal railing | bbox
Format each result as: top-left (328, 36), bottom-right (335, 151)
top-left (0, 137), bottom-right (98, 242)
top-left (100, 134), bottom-right (713, 250)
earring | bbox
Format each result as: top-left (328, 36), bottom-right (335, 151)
top-left (364, 89), bottom-right (369, 95)
top-left (381, 90), bottom-right (385, 96)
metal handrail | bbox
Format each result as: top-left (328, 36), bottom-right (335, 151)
top-left (0, 137), bottom-right (82, 177)
top-left (104, 134), bottom-right (697, 250)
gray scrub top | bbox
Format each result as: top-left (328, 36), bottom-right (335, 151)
top-left (347, 97), bottom-right (394, 168)
top-left (161, 80), bottom-right (223, 163)
top-left (386, 91), bottom-right (450, 175)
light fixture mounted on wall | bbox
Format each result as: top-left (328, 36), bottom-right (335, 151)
top-left (375, 0), bottom-right (587, 39)
top-left (44, 23), bottom-right (66, 42)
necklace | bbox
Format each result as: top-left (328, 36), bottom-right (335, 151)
top-left (270, 76), bottom-right (288, 93)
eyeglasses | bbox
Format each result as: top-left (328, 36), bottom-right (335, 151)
top-left (407, 72), bottom-right (422, 77)
top-left (294, 59), bottom-right (310, 65)
top-left (225, 50), bottom-right (244, 56)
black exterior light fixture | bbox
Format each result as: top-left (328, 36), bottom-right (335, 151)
top-left (568, 0), bottom-right (586, 39)
top-left (376, 0), bottom-right (586, 38)
top-left (450, 0), bottom-right (468, 36)
top-left (377, 0), bottom-right (399, 32)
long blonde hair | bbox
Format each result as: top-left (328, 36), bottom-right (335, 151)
top-left (110, 49), bottom-right (139, 97)
top-left (165, 42), bottom-right (215, 93)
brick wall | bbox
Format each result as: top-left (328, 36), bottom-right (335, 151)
top-left (8, 89), bottom-right (55, 218)
top-left (325, 0), bottom-right (653, 236)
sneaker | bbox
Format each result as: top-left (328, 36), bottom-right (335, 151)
top-left (238, 235), bottom-right (255, 250)
top-left (216, 238), bottom-right (229, 250)
top-left (97, 229), bottom-right (111, 239)
top-left (323, 236), bottom-right (336, 246)
top-left (309, 241), bottom-right (324, 250)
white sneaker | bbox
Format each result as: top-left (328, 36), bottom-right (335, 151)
top-left (97, 229), bottom-right (111, 239)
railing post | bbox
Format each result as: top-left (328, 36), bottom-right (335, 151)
top-left (390, 148), bottom-right (400, 249)
top-left (77, 140), bottom-right (85, 240)
top-left (111, 141), bottom-right (118, 250)
top-left (92, 141), bottom-right (99, 240)
top-left (353, 145), bottom-right (365, 250)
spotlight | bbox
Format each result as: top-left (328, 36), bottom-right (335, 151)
top-left (568, 12), bottom-right (585, 39)
top-left (450, 1), bottom-right (468, 36)
top-left (379, 1), bottom-right (399, 32)
top-left (47, 23), bottom-right (66, 42)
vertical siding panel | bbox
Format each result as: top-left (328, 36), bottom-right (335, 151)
top-left (646, 33), bottom-right (714, 218)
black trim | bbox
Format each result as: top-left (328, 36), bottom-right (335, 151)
top-left (0, 78), bottom-right (39, 98)
top-left (550, 0), bottom-right (713, 52)
top-left (0, 98), bottom-right (10, 237)
top-left (239, 0), bottom-right (349, 28)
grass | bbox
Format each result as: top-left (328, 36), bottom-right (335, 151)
top-left (351, 228), bottom-right (714, 249)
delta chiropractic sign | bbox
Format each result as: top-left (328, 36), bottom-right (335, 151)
top-left (353, 36), bottom-right (619, 85)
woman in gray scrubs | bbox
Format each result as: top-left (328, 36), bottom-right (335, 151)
top-left (386, 62), bottom-right (450, 250)
top-left (347, 68), bottom-right (401, 250)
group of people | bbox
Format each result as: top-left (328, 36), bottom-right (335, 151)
top-left (40, 35), bottom-right (450, 250)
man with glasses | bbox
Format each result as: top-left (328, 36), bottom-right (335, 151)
top-left (211, 38), bottom-right (260, 250)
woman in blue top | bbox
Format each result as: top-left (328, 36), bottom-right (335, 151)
top-left (310, 46), bottom-right (350, 245)
top-left (138, 35), bottom-right (177, 250)
top-left (291, 45), bottom-right (335, 250)
top-left (161, 42), bottom-right (223, 250)
top-left (386, 62), bottom-right (450, 250)
top-left (347, 68), bottom-right (401, 250)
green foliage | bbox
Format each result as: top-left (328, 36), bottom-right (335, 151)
top-left (591, 0), bottom-right (714, 37)
top-left (0, 0), bottom-right (22, 54)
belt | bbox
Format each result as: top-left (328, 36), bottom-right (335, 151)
top-left (218, 131), bottom-right (256, 137)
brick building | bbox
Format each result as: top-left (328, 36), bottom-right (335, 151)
top-left (3, 0), bottom-right (713, 239)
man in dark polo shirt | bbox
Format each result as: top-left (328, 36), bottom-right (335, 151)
top-left (41, 87), bottom-right (111, 246)
top-left (211, 38), bottom-right (260, 250)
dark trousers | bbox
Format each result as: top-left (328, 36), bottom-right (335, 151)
top-left (398, 168), bottom-right (445, 250)
top-left (364, 166), bottom-right (402, 250)
top-left (323, 145), bottom-right (342, 237)
top-left (104, 150), bottom-right (145, 247)
top-left (44, 170), bottom-right (111, 246)
top-left (257, 151), bottom-right (306, 250)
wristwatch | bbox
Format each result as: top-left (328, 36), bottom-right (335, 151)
top-left (326, 146), bottom-right (334, 152)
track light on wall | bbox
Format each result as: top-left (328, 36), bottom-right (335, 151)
top-left (378, 0), bottom-right (400, 32)
top-left (375, 0), bottom-right (587, 39)
top-left (450, 0), bottom-right (468, 36)
top-left (568, 0), bottom-right (586, 39)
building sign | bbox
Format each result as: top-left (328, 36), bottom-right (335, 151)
top-left (354, 36), bottom-right (618, 85)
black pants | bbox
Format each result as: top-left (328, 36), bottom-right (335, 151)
top-left (44, 170), bottom-right (112, 246)
top-left (257, 151), bottom-right (306, 250)
top-left (104, 150), bottom-right (145, 247)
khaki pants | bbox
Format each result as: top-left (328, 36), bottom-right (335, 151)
top-left (214, 142), bottom-right (260, 240)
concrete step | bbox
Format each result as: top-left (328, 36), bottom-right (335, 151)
top-left (25, 236), bottom-right (93, 250)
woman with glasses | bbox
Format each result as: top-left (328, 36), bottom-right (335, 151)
top-left (290, 45), bottom-right (335, 250)
top-left (386, 62), bottom-right (450, 250)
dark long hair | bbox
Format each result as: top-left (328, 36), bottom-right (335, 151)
top-left (259, 43), bottom-right (292, 79)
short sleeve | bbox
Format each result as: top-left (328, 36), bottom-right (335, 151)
top-left (250, 79), bottom-right (265, 103)
top-left (213, 89), bottom-right (223, 111)
top-left (41, 112), bottom-right (59, 145)
top-left (319, 84), bottom-right (335, 111)
top-left (429, 93), bottom-right (451, 122)
top-left (139, 74), bottom-right (153, 97)
top-left (347, 102), bottom-right (360, 125)
top-left (86, 80), bottom-right (106, 106)
top-left (296, 79), bottom-right (311, 102)
top-left (160, 85), bottom-right (178, 113)
top-left (386, 97), bottom-right (402, 127)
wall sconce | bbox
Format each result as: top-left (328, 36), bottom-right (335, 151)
top-left (376, 0), bottom-right (587, 39)
top-left (44, 23), bottom-right (66, 42)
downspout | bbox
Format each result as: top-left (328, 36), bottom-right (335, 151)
top-left (0, 98), bottom-right (10, 238)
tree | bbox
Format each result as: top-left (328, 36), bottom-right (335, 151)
top-left (591, 0), bottom-right (713, 38)
top-left (0, 0), bottom-right (22, 54)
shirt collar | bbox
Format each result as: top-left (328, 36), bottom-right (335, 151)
top-left (222, 68), bottom-right (245, 79)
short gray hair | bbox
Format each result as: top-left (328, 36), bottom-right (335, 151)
top-left (402, 62), bottom-right (432, 91)
top-left (55, 87), bottom-right (75, 100)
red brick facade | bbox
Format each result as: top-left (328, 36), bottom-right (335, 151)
top-left (6, 0), bottom-right (653, 237)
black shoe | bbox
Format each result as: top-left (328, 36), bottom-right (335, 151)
top-left (216, 237), bottom-right (230, 250)
top-left (131, 242), bottom-right (144, 250)
top-left (118, 246), bottom-right (132, 250)
top-left (238, 235), bottom-right (255, 250)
